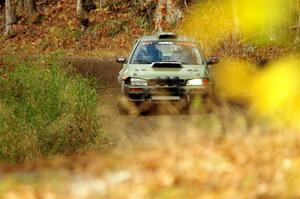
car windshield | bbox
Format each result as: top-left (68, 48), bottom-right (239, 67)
top-left (130, 41), bottom-right (204, 65)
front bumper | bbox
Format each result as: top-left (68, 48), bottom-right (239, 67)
top-left (123, 84), bottom-right (212, 102)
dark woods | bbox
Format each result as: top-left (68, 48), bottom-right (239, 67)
top-left (0, 0), bottom-right (4, 8)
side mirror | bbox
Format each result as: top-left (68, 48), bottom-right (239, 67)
top-left (206, 56), bottom-right (219, 65)
top-left (116, 57), bottom-right (127, 64)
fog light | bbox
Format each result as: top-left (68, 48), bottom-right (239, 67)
top-left (186, 79), bottom-right (203, 86)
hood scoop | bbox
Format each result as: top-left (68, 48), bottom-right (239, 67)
top-left (152, 62), bottom-right (182, 68)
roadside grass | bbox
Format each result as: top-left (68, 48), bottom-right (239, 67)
top-left (0, 52), bottom-right (110, 163)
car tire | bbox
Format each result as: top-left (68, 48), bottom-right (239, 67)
top-left (138, 102), bottom-right (152, 116)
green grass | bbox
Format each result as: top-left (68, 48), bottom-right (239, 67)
top-left (0, 52), bottom-right (106, 163)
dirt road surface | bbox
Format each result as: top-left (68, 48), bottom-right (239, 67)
top-left (71, 57), bottom-right (205, 147)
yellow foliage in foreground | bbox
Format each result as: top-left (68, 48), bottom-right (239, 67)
top-left (214, 57), bottom-right (300, 128)
top-left (179, 0), bottom-right (289, 51)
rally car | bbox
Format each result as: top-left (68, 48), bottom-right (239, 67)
top-left (116, 32), bottom-right (218, 113)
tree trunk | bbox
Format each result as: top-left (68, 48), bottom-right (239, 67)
top-left (154, 0), bottom-right (181, 32)
top-left (184, 0), bottom-right (188, 9)
top-left (295, 11), bottom-right (300, 44)
top-left (154, 0), bottom-right (166, 32)
top-left (5, 0), bottom-right (16, 37)
top-left (25, 0), bottom-right (35, 16)
top-left (77, 0), bottom-right (83, 16)
top-left (99, 0), bottom-right (102, 9)
top-left (289, 0), bottom-right (294, 36)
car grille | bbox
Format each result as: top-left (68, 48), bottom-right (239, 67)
top-left (148, 77), bottom-right (186, 87)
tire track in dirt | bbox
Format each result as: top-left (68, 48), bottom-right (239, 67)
top-left (69, 57), bottom-right (122, 87)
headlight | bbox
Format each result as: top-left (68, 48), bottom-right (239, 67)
top-left (186, 79), bottom-right (203, 86)
top-left (130, 78), bottom-right (147, 86)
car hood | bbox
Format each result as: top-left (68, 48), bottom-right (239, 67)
top-left (121, 64), bottom-right (207, 80)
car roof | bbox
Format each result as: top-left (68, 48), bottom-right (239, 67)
top-left (140, 32), bottom-right (198, 43)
